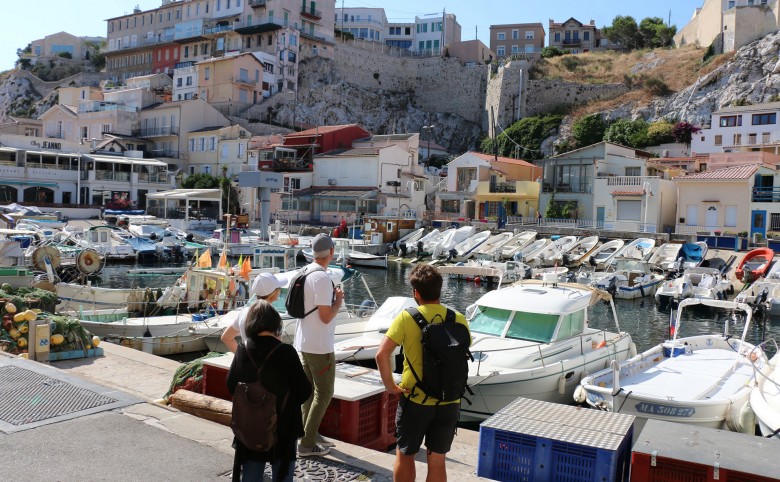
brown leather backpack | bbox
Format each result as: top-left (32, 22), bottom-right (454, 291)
top-left (230, 343), bottom-right (289, 452)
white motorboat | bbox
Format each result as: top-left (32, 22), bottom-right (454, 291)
top-left (333, 296), bottom-right (420, 362)
top-left (473, 232), bottom-right (514, 261)
top-left (577, 298), bottom-right (770, 433)
top-left (591, 258), bottom-right (665, 299)
top-left (581, 239), bottom-right (624, 269)
top-left (672, 242), bottom-right (708, 273)
top-left (559, 235), bottom-right (600, 267)
top-left (79, 226), bottom-right (137, 260)
top-left (615, 237), bottom-right (656, 262)
top-left (531, 266), bottom-right (569, 282)
top-left (432, 226), bottom-right (477, 258)
top-left (500, 230), bottom-right (537, 260)
top-left (420, 228), bottom-right (449, 254)
top-left (655, 267), bottom-right (732, 308)
top-left (534, 235), bottom-right (578, 267)
top-left (203, 228), bottom-right (257, 257)
top-left (735, 260), bottom-right (780, 316)
top-left (346, 250), bottom-right (388, 269)
top-left (390, 227), bottom-right (425, 252)
top-left (460, 279), bottom-right (636, 421)
top-left (515, 238), bottom-right (550, 263)
top-left (647, 242), bottom-right (683, 271)
top-left (440, 261), bottom-right (531, 284)
top-left (451, 230), bottom-right (491, 261)
top-left (750, 342), bottom-right (780, 439)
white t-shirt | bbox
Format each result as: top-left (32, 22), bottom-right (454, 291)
top-left (293, 263), bottom-right (336, 354)
top-left (228, 304), bottom-right (252, 345)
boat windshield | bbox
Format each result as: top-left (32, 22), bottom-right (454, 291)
top-left (469, 306), bottom-right (559, 343)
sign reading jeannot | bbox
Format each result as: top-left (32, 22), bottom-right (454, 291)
top-left (30, 140), bottom-right (62, 150)
top-left (237, 171), bottom-right (283, 188)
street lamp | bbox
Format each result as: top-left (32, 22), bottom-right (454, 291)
top-left (422, 124), bottom-right (435, 164)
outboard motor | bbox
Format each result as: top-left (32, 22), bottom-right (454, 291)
top-left (417, 240), bottom-right (424, 253)
top-left (149, 232), bottom-right (158, 241)
top-left (562, 253), bottom-right (570, 266)
top-left (446, 248), bottom-right (458, 261)
top-left (521, 264), bottom-right (533, 280)
top-left (186, 233), bottom-right (194, 242)
top-left (399, 243), bottom-right (408, 257)
top-left (588, 256), bottom-right (597, 267)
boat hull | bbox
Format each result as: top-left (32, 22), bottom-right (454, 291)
top-left (57, 283), bottom-right (137, 310)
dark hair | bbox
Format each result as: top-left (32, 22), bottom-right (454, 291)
top-left (409, 264), bottom-right (442, 302)
top-left (245, 300), bottom-right (283, 339)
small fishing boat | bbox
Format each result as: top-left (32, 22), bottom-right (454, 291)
top-left (389, 227), bottom-right (425, 252)
top-left (204, 228), bottom-right (257, 257)
top-left (441, 261), bottom-right (531, 284)
top-left (500, 230), bottom-right (537, 260)
top-left (671, 242), bottom-right (708, 272)
top-left (615, 237), bottom-right (656, 262)
top-left (451, 230), bottom-right (491, 261)
top-left (333, 296), bottom-right (420, 362)
top-left (581, 239), bottom-right (624, 269)
top-left (460, 278), bottom-right (636, 421)
top-left (749, 343), bottom-right (780, 439)
top-left (577, 298), bottom-right (770, 433)
top-left (346, 250), bottom-right (388, 269)
top-left (735, 247), bottom-right (775, 282)
top-left (735, 260), bottom-right (780, 316)
top-left (647, 242), bottom-right (683, 271)
top-left (533, 235), bottom-right (578, 267)
top-left (419, 228), bottom-right (450, 254)
top-left (655, 267), bottom-right (732, 308)
top-left (80, 226), bottom-right (137, 261)
top-left (472, 232), bottom-right (514, 261)
top-left (431, 226), bottom-right (477, 258)
top-left (559, 235), bottom-right (600, 267)
top-left (515, 238), bottom-right (550, 264)
top-left (592, 258), bottom-right (665, 299)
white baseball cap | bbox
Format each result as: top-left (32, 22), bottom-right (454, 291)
top-left (251, 272), bottom-right (285, 298)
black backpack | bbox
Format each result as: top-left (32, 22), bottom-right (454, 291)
top-left (285, 265), bottom-right (333, 318)
top-left (405, 307), bottom-right (474, 404)
top-left (230, 344), bottom-right (288, 452)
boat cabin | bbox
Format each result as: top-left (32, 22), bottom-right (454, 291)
top-left (251, 245), bottom-right (297, 272)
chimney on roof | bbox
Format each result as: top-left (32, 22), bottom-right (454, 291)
top-left (590, 19), bottom-right (595, 26)
top-left (91, 138), bottom-right (97, 150)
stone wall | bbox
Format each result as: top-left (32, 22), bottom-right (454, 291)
top-left (329, 43), bottom-right (488, 123)
top-left (524, 80), bottom-right (628, 117)
top-left (484, 60), bottom-right (527, 137)
top-left (14, 70), bottom-right (104, 98)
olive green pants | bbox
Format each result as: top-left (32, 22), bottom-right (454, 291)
top-left (300, 351), bottom-right (335, 448)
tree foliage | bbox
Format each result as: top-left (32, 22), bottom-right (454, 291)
top-left (603, 119), bottom-right (649, 148)
top-left (181, 173), bottom-right (240, 214)
top-left (541, 46), bottom-right (566, 58)
top-left (572, 114), bottom-right (607, 147)
top-left (645, 121), bottom-right (675, 146)
top-left (602, 15), bottom-right (677, 50)
top-left (480, 115), bottom-right (562, 161)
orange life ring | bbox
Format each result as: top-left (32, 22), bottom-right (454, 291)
top-left (595, 340), bottom-right (607, 349)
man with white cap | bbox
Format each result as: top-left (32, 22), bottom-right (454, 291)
top-left (295, 233), bottom-right (343, 457)
top-left (220, 272), bottom-right (286, 353)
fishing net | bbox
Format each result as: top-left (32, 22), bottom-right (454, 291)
top-left (165, 351), bottom-right (225, 399)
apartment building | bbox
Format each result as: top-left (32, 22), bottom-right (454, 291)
top-left (675, 0), bottom-right (779, 53)
top-left (25, 31), bottom-right (102, 64)
top-left (548, 18), bottom-right (601, 53)
top-left (385, 22), bottom-right (414, 50)
top-left (489, 23), bottom-right (546, 58)
top-left (692, 101), bottom-right (780, 155)
top-left (336, 8), bottom-right (387, 42)
top-left (412, 13), bottom-right (461, 55)
top-left (196, 52), bottom-right (265, 114)
top-left (186, 124), bottom-right (250, 177)
top-left (105, 0), bottom-right (336, 82)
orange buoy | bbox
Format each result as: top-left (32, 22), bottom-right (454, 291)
top-left (596, 340), bottom-right (607, 349)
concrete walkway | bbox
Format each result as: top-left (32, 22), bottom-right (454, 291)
top-left (2, 343), bottom-right (489, 481)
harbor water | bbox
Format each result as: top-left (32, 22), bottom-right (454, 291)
top-left (97, 258), bottom-right (780, 356)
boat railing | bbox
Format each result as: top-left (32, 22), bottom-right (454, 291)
top-left (748, 338), bottom-right (778, 382)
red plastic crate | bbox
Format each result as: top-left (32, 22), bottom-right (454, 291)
top-left (202, 364), bottom-right (233, 402)
top-left (631, 420), bottom-right (780, 482)
top-left (320, 391), bottom-right (399, 451)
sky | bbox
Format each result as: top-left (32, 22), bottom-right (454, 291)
top-left (1, 0), bottom-right (704, 71)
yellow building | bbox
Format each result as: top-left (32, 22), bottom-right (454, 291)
top-left (196, 53), bottom-right (265, 114)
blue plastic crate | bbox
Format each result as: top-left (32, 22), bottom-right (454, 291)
top-left (477, 398), bottom-right (634, 482)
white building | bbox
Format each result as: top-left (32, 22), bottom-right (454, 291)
top-left (336, 8), bottom-right (387, 43)
top-left (173, 62), bottom-right (199, 101)
top-left (693, 101), bottom-right (780, 155)
top-left (412, 13), bottom-right (461, 55)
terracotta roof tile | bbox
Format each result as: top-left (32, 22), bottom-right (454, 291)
top-left (611, 191), bottom-right (643, 196)
top-left (285, 124), bottom-right (366, 137)
top-left (675, 164), bottom-right (759, 181)
top-left (470, 151), bottom-right (536, 167)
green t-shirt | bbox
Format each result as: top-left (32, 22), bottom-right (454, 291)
top-left (385, 303), bottom-right (470, 406)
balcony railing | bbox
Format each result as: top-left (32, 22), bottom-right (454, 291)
top-left (138, 173), bottom-right (169, 184)
top-left (489, 182), bottom-right (516, 193)
top-left (78, 102), bottom-right (138, 114)
top-left (44, 132), bottom-right (65, 139)
top-left (232, 76), bottom-right (256, 86)
top-left (301, 7), bottom-right (322, 20)
top-left (95, 170), bottom-right (131, 182)
top-left (562, 39), bottom-right (582, 45)
top-left (147, 149), bottom-right (179, 159)
top-left (248, 0), bottom-right (266, 7)
top-left (174, 61), bottom-right (196, 69)
top-left (541, 182), bottom-right (593, 194)
top-left (133, 126), bottom-right (179, 137)
top-left (753, 186), bottom-right (780, 202)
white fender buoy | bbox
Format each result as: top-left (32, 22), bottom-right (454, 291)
top-left (728, 400), bottom-right (756, 434)
top-left (629, 341), bottom-right (638, 358)
top-left (558, 374), bottom-right (566, 395)
top-left (610, 360), bottom-right (621, 397)
top-left (573, 385), bottom-right (587, 404)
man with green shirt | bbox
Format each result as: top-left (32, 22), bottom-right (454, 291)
top-left (376, 264), bottom-right (471, 482)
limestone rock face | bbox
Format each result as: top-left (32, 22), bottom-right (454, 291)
top-left (0, 73), bottom-right (42, 123)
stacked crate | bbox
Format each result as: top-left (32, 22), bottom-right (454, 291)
top-left (478, 398), bottom-right (635, 482)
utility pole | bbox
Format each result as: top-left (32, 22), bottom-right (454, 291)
top-left (341, 0), bottom-right (345, 40)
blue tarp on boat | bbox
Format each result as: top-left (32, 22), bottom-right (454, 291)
top-left (105, 209), bottom-right (145, 216)
top-left (680, 243), bottom-right (703, 263)
top-left (126, 237), bottom-right (158, 254)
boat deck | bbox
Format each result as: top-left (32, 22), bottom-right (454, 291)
top-left (620, 348), bottom-right (754, 400)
